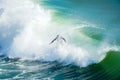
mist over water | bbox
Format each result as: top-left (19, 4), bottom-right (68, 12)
top-left (0, 0), bottom-right (120, 80)
top-left (0, 0), bottom-right (120, 67)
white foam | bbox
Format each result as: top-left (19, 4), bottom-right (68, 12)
top-left (0, 0), bottom-right (119, 67)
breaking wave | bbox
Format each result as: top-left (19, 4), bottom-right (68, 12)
top-left (0, 0), bottom-right (120, 67)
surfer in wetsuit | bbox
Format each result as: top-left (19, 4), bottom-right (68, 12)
top-left (49, 35), bottom-right (66, 44)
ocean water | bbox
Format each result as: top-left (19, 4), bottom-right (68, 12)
top-left (0, 0), bottom-right (120, 80)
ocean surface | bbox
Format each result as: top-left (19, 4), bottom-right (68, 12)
top-left (0, 0), bottom-right (120, 80)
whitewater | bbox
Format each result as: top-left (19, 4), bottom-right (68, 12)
top-left (0, 0), bottom-right (120, 68)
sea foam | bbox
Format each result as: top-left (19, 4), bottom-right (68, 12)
top-left (0, 0), bottom-right (119, 67)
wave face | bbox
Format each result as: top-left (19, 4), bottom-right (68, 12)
top-left (0, 0), bottom-right (120, 68)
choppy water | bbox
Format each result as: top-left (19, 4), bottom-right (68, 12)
top-left (0, 0), bottom-right (120, 80)
top-left (0, 51), bottom-right (120, 80)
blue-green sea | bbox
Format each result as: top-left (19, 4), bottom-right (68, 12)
top-left (0, 0), bottom-right (120, 80)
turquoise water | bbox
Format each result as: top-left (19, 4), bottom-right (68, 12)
top-left (0, 0), bottom-right (120, 80)
top-left (0, 51), bottom-right (120, 80)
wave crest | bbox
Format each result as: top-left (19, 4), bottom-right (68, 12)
top-left (0, 0), bottom-right (120, 67)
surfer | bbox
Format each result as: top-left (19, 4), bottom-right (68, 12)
top-left (49, 35), bottom-right (66, 44)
